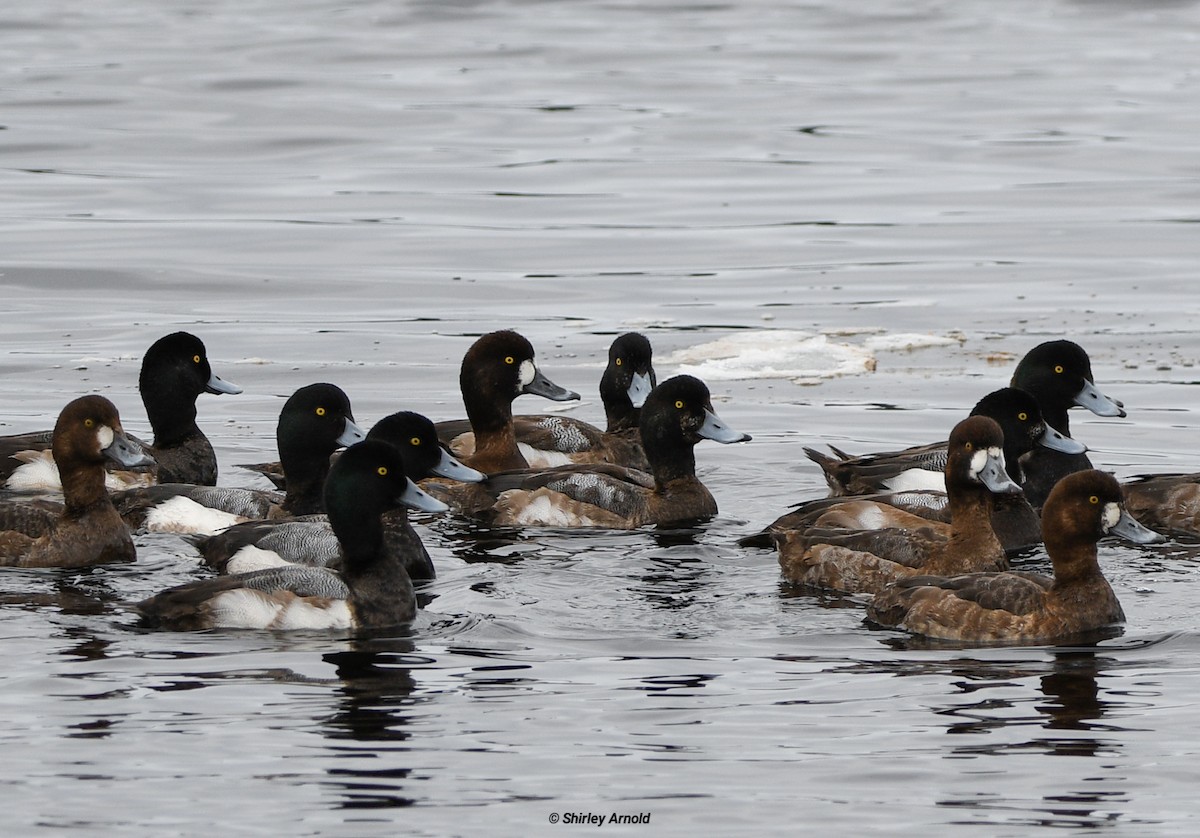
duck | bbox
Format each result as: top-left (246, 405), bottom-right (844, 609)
top-left (776, 416), bottom-right (1023, 595)
top-left (1, 332), bottom-right (241, 491)
top-left (111, 382), bottom-right (365, 534)
top-left (433, 330), bottom-right (580, 474)
top-left (428, 375), bottom-right (751, 528)
top-left (0, 395), bottom-right (154, 568)
top-left (866, 469), bottom-right (1163, 645)
top-left (1120, 472), bottom-right (1200, 537)
top-left (438, 332), bottom-right (656, 470)
top-left (135, 440), bottom-right (448, 631)
top-left (188, 410), bottom-right (485, 580)
top-left (1010, 340), bottom-right (1125, 509)
top-left (804, 387), bottom-right (1084, 496)
top-left (771, 387), bottom-right (1085, 554)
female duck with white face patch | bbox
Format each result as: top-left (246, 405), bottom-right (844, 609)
top-left (433, 330), bottom-right (580, 474)
top-left (775, 416), bottom-right (1023, 596)
top-left (442, 332), bottom-right (657, 471)
top-left (435, 375), bottom-right (751, 528)
top-left (0, 395), bottom-right (154, 568)
top-left (867, 469), bottom-right (1162, 646)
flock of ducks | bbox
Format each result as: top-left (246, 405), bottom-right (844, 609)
top-left (0, 329), bottom-right (1191, 646)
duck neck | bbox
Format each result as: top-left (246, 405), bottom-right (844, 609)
top-left (463, 387), bottom-right (527, 471)
top-left (641, 424), bottom-right (696, 487)
top-left (279, 445), bottom-right (331, 515)
top-left (58, 459), bottom-right (110, 517)
top-left (1045, 539), bottom-right (1102, 588)
top-left (141, 375), bottom-right (201, 447)
top-left (945, 482), bottom-right (1003, 554)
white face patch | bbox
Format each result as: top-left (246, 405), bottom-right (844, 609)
top-left (518, 359), bottom-right (536, 389)
top-left (1102, 501), bottom-right (1121, 532)
top-left (96, 425), bottom-right (114, 450)
top-left (968, 449), bottom-right (988, 478)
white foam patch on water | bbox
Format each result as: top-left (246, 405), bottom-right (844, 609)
top-left (666, 331), bottom-right (874, 383)
top-left (666, 330), bottom-right (963, 383)
top-left (864, 333), bottom-right (963, 351)
top-left (145, 496), bottom-right (244, 535)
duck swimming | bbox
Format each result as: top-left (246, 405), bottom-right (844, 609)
top-left (429, 375), bottom-right (750, 528)
top-left (112, 382), bottom-right (364, 533)
top-left (136, 440), bottom-right (447, 631)
top-left (1, 332), bottom-right (241, 490)
top-left (433, 330), bottom-right (580, 474)
top-left (440, 332), bottom-right (656, 470)
top-left (776, 416), bottom-right (1022, 595)
top-left (0, 395), bottom-right (154, 568)
top-left (867, 469), bottom-right (1162, 645)
top-left (188, 410), bottom-right (484, 581)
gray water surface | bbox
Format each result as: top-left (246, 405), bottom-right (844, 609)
top-left (3, 1), bottom-right (1200, 835)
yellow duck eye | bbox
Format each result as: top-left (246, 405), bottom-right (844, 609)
top-left (504, 356), bottom-right (515, 365)
top-left (615, 358), bottom-right (623, 366)
top-left (1089, 495), bottom-right (1099, 504)
top-left (377, 466), bottom-right (388, 477)
top-left (1017, 412), bottom-right (1027, 421)
top-left (1054, 365), bottom-right (1064, 374)
top-left (964, 442), bottom-right (973, 451)
top-left (315, 407), bottom-right (326, 416)
top-left (84, 418), bottom-right (95, 428)
top-left (410, 436), bottom-right (421, 446)
top-left (193, 354), bottom-right (201, 364)
top-left (675, 400), bottom-right (684, 409)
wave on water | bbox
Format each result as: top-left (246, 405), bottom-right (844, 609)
top-left (665, 329), bottom-right (960, 383)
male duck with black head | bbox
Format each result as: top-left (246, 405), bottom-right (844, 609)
top-left (136, 440), bottom-right (447, 631)
top-left (112, 382), bottom-right (364, 533)
top-left (0, 396), bottom-right (154, 568)
top-left (867, 470), bottom-right (1162, 645)
top-left (434, 330), bottom-right (580, 474)
top-left (441, 332), bottom-right (656, 470)
top-left (1, 331), bottom-right (241, 490)
top-left (775, 416), bottom-right (1022, 596)
top-left (1011, 340), bottom-right (1125, 508)
top-left (434, 375), bottom-right (750, 528)
top-left (189, 410), bottom-right (484, 581)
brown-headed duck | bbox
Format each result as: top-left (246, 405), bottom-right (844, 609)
top-left (785, 388), bottom-right (1085, 554)
top-left (112, 382), bottom-right (364, 534)
top-left (433, 330), bottom-right (579, 474)
top-left (776, 416), bottom-right (1022, 595)
top-left (440, 332), bottom-right (655, 471)
top-left (867, 470), bottom-right (1162, 645)
top-left (429, 375), bottom-right (750, 528)
top-left (0, 395), bottom-right (154, 568)
top-left (136, 440), bottom-right (447, 631)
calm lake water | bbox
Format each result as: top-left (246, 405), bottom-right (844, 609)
top-left (3, 0), bottom-right (1200, 834)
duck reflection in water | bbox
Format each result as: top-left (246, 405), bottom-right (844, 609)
top-left (320, 636), bottom-right (426, 810)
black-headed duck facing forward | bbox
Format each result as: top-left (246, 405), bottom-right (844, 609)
top-left (137, 440), bottom-right (448, 631)
top-left (189, 410), bottom-right (484, 581)
top-left (1011, 340), bottom-right (1125, 509)
top-left (430, 375), bottom-right (750, 528)
top-left (776, 416), bottom-right (1022, 595)
top-left (441, 332), bottom-right (656, 471)
top-left (867, 470), bottom-right (1162, 646)
top-left (0, 396), bottom-right (154, 568)
top-left (433, 330), bottom-right (579, 474)
top-left (112, 382), bottom-right (365, 534)
top-left (788, 387), bottom-right (1085, 554)
top-left (1, 332), bottom-right (241, 491)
